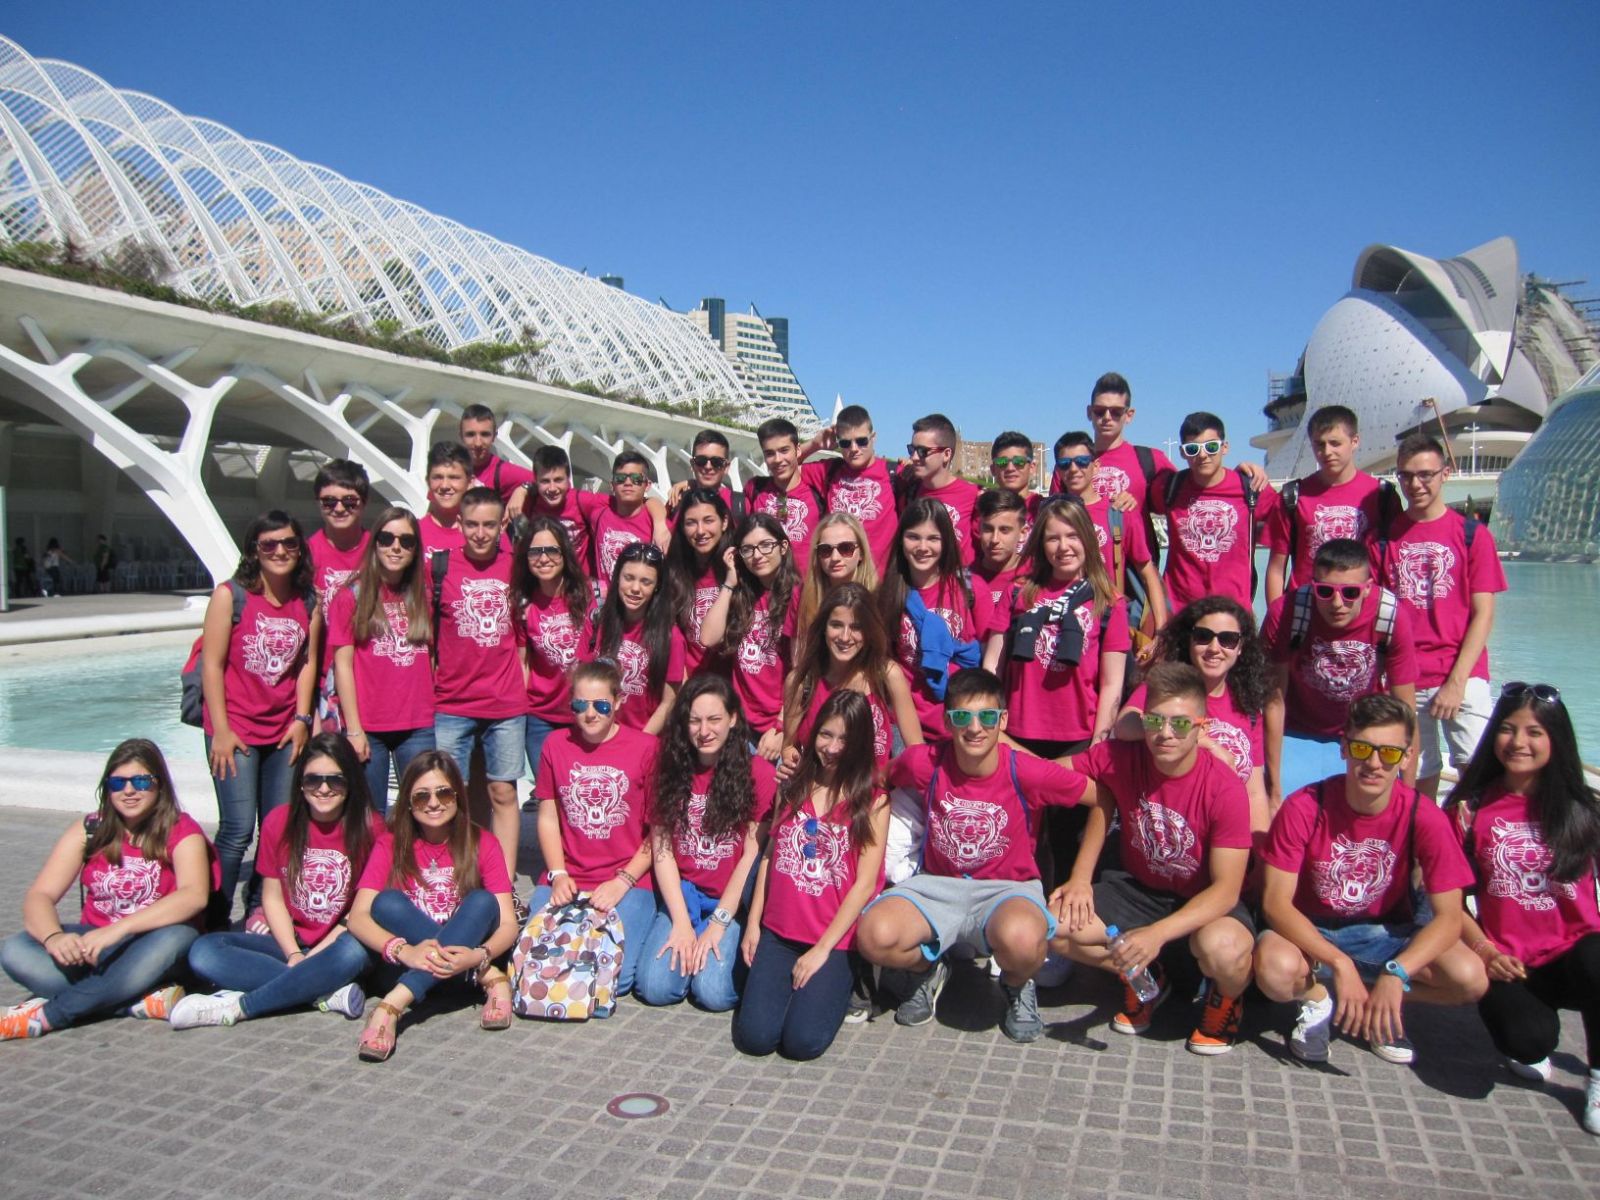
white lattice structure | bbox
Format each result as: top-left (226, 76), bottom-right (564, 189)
top-left (0, 35), bottom-right (761, 414)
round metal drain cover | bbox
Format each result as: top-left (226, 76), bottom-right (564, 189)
top-left (606, 1093), bottom-right (670, 1119)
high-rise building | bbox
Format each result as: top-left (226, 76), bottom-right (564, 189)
top-left (688, 300), bottom-right (820, 431)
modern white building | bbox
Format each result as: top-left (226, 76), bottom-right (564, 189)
top-left (1253, 237), bottom-right (1599, 481)
top-left (688, 299), bottom-right (820, 431)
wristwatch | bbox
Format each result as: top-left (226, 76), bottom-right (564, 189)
top-left (710, 907), bottom-right (733, 928)
top-left (1382, 959), bottom-right (1412, 992)
top-left (293, 713), bottom-right (313, 728)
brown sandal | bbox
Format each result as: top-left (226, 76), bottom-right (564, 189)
top-left (479, 967), bottom-right (513, 1031)
top-left (358, 1000), bottom-right (403, 1062)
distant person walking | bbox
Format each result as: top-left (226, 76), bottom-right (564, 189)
top-left (94, 534), bottom-right (115, 593)
top-left (40, 538), bottom-right (72, 597)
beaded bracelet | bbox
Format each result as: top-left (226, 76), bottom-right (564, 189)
top-left (615, 868), bottom-right (637, 887)
top-left (382, 936), bottom-right (408, 964)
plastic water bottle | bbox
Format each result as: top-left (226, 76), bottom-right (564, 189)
top-left (1105, 924), bottom-right (1161, 1002)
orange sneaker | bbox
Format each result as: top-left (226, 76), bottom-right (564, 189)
top-left (127, 985), bottom-right (185, 1021)
top-left (1110, 962), bottom-right (1169, 1035)
top-left (1186, 984), bottom-right (1243, 1055)
top-left (1, 998), bottom-right (47, 1040)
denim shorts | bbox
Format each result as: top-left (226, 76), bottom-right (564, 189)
top-left (433, 713), bottom-right (527, 781)
top-left (866, 875), bottom-right (1055, 962)
top-left (1310, 920), bottom-right (1420, 982)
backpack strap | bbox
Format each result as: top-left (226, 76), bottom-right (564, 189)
top-left (1374, 480), bottom-right (1402, 572)
top-left (1108, 506), bottom-right (1127, 594)
top-left (1006, 747), bottom-right (1030, 825)
top-left (729, 490), bottom-right (747, 522)
top-left (917, 746), bottom-right (945, 872)
top-left (429, 549), bottom-right (450, 668)
top-left (1164, 469), bottom-right (1185, 513)
top-left (1373, 587), bottom-right (1398, 659)
top-left (1282, 477), bottom-right (1302, 564)
top-left (1464, 514), bottom-right (1479, 553)
top-left (1237, 466), bottom-right (1260, 599)
top-left (493, 458), bottom-right (503, 496)
top-left (1134, 444), bottom-right (1157, 487)
top-left (1288, 584), bottom-right (1315, 650)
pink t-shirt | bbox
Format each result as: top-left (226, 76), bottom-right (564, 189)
top-left (729, 586), bottom-right (798, 733)
top-left (1380, 510), bottom-right (1507, 687)
top-left (357, 828), bottom-right (513, 923)
top-left (582, 622), bottom-right (687, 730)
top-left (1261, 777), bottom-right (1473, 922)
top-left (895, 576), bottom-right (1004, 742)
top-left (306, 529), bottom-right (370, 616)
top-left (1261, 589), bottom-right (1420, 738)
top-left (523, 589), bottom-right (591, 724)
top-left (432, 548), bottom-right (523, 719)
top-left (326, 586), bottom-right (435, 732)
top-left (205, 589), bottom-right (313, 744)
top-left (745, 477), bottom-right (823, 572)
top-left (534, 725), bottom-right (658, 890)
top-left (1264, 472), bottom-right (1386, 588)
top-left (1451, 785), bottom-right (1600, 967)
top-left (1083, 497), bottom-right (1155, 579)
top-left (473, 452), bottom-right (534, 509)
top-left (1080, 442), bottom-right (1174, 509)
top-left (888, 744), bottom-right (1086, 881)
top-left (681, 563), bottom-right (726, 677)
top-left (762, 792), bottom-right (885, 951)
top-left (670, 757), bottom-right (777, 896)
top-left (79, 813), bottom-right (209, 929)
top-left (1080, 740), bottom-right (1252, 899)
top-left (803, 458), bottom-right (898, 573)
top-left (796, 677), bottom-right (895, 775)
top-left (974, 563), bottom-right (1022, 613)
top-left (530, 488), bottom-right (590, 570)
top-left (1151, 469), bottom-right (1280, 612)
top-left (418, 513), bottom-right (466, 556)
top-left (255, 806), bottom-right (383, 945)
top-left (910, 476), bottom-right (982, 564)
top-left (581, 493), bottom-right (655, 587)
top-left (1128, 682), bottom-right (1262, 782)
top-left (1003, 584), bottom-right (1131, 743)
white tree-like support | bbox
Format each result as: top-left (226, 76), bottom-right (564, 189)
top-left (0, 35), bottom-right (767, 418)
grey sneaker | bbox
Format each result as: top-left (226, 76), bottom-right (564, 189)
top-left (843, 992), bottom-right (872, 1025)
top-left (168, 990), bottom-right (243, 1030)
top-left (318, 982), bottom-right (366, 1020)
top-left (1288, 995), bottom-right (1333, 1063)
top-left (894, 959), bottom-right (949, 1027)
top-left (1000, 978), bottom-right (1043, 1043)
top-left (1370, 1035), bottom-right (1415, 1065)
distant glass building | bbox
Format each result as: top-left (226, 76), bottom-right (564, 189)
top-left (688, 300), bottom-right (820, 431)
top-left (1492, 365), bottom-right (1600, 560)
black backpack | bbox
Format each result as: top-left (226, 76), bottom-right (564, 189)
top-left (179, 581), bottom-right (317, 727)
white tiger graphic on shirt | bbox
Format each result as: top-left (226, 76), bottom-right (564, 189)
top-left (1485, 817), bottom-right (1576, 912)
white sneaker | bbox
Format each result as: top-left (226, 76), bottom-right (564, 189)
top-left (1035, 951), bottom-right (1073, 988)
top-left (318, 982), bottom-right (366, 1020)
top-left (168, 990), bottom-right (244, 1030)
top-left (1505, 1056), bottom-right (1551, 1085)
top-left (1584, 1071), bottom-right (1600, 1136)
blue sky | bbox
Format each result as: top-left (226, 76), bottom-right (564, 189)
top-left (8, 4), bottom-right (1598, 459)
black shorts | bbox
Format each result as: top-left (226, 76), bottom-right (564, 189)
top-left (1093, 868), bottom-right (1256, 939)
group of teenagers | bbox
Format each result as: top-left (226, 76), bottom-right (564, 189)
top-left (3, 376), bottom-right (1598, 1133)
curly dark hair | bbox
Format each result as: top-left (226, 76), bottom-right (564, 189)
top-left (723, 513), bottom-right (799, 650)
top-left (232, 510), bottom-right (315, 598)
top-left (651, 675), bottom-right (757, 845)
top-left (666, 486), bottom-right (733, 627)
top-left (1153, 595), bottom-right (1270, 717)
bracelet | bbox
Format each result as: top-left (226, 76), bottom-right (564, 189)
top-left (477, 945), bottom-right (491, 970)
top-left (1470, 938), bottom-right (1496, 959)
top-left (43, 931), bottom-right (65, 945)
top-left (382, 936), bottom-right (408, 964)
top-left (615, 868), bottom-right (638, 887)
top-left (547, 868), bottom-right (568, 883)
top-left (721, 580), bottom-right (736, 590)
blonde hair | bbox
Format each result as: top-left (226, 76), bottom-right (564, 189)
top-left (797, 513), bottom-right (879, 640)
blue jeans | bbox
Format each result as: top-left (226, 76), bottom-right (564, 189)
top-left (527, 883), bottom-right (655, 1002)
top-left (369, 888), bottom-right (500, 1004)
top-left (633, 892), bottom-right (746, 1012)
top-left (187, 930), bottom-right (372, 1019)
top-left (1, 922), bottom-right (198, 1029)
top-left (523, 715), bottom-right (564, 778)
top-left (206, 735), bottom-right (298, 920)
top-left (434, 713), bottom-right (526, 781)
top-left (361, 727), bottom-right (436, 814)
top-left (732, 929), bottom-right (853, 1061)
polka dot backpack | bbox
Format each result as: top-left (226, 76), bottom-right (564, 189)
top-left (510, 898), bottom-right (625, 1021)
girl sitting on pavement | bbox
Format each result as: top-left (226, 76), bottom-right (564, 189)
top-left (2, 739), bottom-right (212, 1039)
top-left (734, 689), bottom-right (889, 1061)
top-left (1449, 682), bottom-right (1600, 1133)
top-left (172, 734), bottom-right (380, 1029)
top-left (345, 751), bottom-right (519, 1061)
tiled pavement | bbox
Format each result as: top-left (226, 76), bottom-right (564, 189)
top-left (1, 806), bottom-right (1596, 1200)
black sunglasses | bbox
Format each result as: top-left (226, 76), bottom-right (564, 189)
top-left (1190, 627), bottom-right (1243, 649)
top-left (374, 531), bottom-right (418, 550)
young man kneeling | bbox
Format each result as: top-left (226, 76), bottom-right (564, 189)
top-left (1254, 693), bottom-right (1487, 1065)
top-left (1052, 662), bottom-right (1256, 1054)
top-left (855, 668), bottom-right (1091, 1042)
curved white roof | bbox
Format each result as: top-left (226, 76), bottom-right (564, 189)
top-left (0, 35), bottom-right (761, 413)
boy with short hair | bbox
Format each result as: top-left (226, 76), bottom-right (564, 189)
top-left (1052, 662), bottom-right (1256, 1054)
top-left (989, 431), bottom-right (1040, 526)
top-left (419, 441), bottom-right (475, 555)
top-left (581, 450), bottom-right (670, 586)
top-left (1253, 693), bottom-right (1487, 1065)
top-left (1062, 372), bottom-right (1174, 516)
top-left (857, 668), bottom-right (1090, 1042)
top-left (1262, 537), bottom-right (1419, 798)
top-left (1149, 411), bottom-right (1280, 613)
top-left (307, 458), bottom-right (372, 733)
top-left (973, 489), bottom-right (1027, 610)
top-left (667, 430), bottom-right (747, 521)
top-left (900, 413), bottom-right (980, 564)
top-left (1380, 434), bottom-right (1507, 798)
top-left (431, 486), bottom-right (527, 885)
top-left (745, 418), bottom-right (825, 571)
top-left (527, 445), bottom-right (590, 567)
top-left (459, 403), bottom-right (533, 516)
top-left (797, 404), bottom-right (901, 571)
top-left (1051, 430), bottom-right (1166, 632)
top-left (1264, 405), bottom-right (1394, 601)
